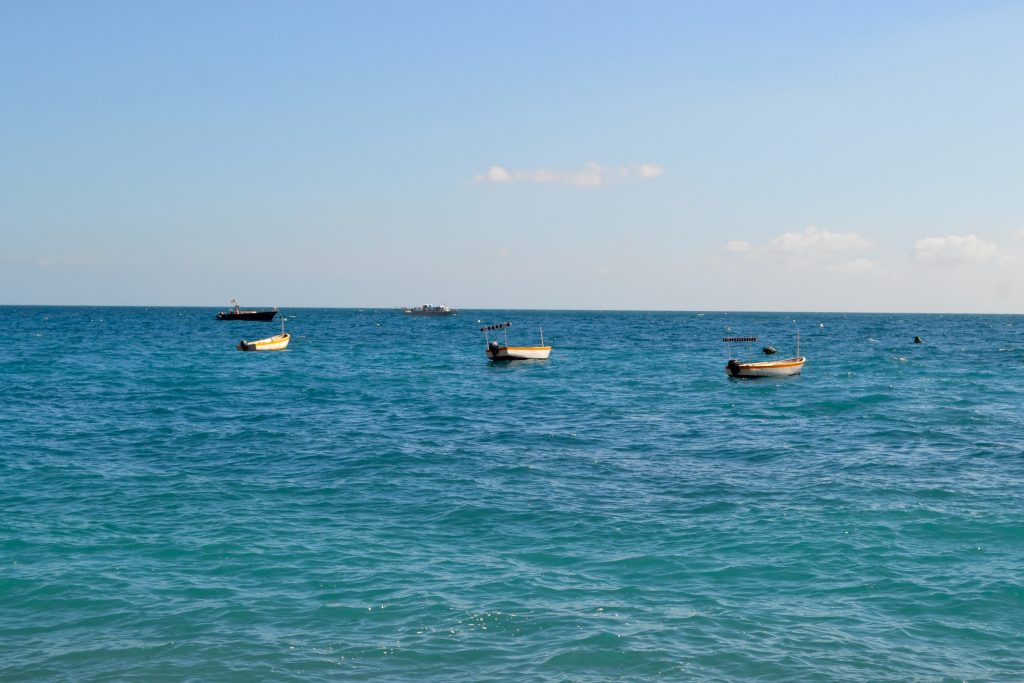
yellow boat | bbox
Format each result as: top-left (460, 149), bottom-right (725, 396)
top-left (237, 317), bottom-right (290, 351)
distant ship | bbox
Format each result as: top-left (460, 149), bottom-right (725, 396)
top-left (403, 304), bottom-right (457, 316)
top-left (216, 299), bottom-right (278, 321)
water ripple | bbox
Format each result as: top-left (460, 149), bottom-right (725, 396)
top-left (2, 308), bottom-right (1023, 680)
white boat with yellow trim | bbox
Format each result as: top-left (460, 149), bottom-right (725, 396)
top-left (481, 321), bottom-right (551, 361)
top-left (237, 317), bottom-right (291, 351)
top-left (723, 334), bottom-right (805, 378)
top-left (726, 355), bottom-right (805, 377)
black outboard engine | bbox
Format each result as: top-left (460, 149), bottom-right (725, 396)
top-left (488, 341), bottom-right (501, 357)
top-left (727, 359), bottom-right (742, 376)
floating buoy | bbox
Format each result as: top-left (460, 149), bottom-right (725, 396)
top-left (762, 346), bottom-right (777, 355)
top-left (914, 336), bottom-right (923, 344)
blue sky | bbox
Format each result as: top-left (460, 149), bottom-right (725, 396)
top-left (2, 1), bottom-right (1022, 311)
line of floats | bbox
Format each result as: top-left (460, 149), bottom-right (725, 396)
top-left (216, 300), bottom-right (807, 378)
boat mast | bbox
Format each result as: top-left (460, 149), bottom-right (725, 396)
top-left (539, 326), bottom-right (544, 346)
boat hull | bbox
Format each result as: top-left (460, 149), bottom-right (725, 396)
top-left (405, 310), bottom-right (456, 316)
top-left (487, 345), bottom-right (552, 361)
top-left (218, 310), bottom-right (278, 321)
top-left (237, 333), bottom-right (290, 351)
top-left (726, 357), bottom-right (805, 378)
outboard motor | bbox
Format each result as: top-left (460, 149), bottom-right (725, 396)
top-left (488, 341), bottom-right (501, 357)
top-left (727, 359), bottom-right (742, 376)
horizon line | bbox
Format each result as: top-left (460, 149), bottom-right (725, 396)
top-left (1, 304), bottom-right (1021, 316)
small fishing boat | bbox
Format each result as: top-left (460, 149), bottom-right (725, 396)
top-left (217, 299), bottom-right (278, 321)
top-left (237, 317), bottom-right (290, 351)
top-left (481, 321), bottom-right (551, 360)
top-left (404, 304), bottom-right (457, 316)
top-left (723, 334), bottom-right (805, 378)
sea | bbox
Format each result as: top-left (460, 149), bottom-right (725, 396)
top-left (2, 307), bottom-right (1022, 682)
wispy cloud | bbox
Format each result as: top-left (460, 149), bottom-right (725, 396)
top-left (636, 163), bottom-right (665, 179)
top-left (725, 226), bottom-right (874, 269)
top-left (474, 162), bottom-right (664, 187)
top-left (913, 234), bottom-right (1009, 265)
top-left (829, 258), bottom-right (878, 274)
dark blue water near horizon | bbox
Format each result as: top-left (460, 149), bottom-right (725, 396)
top-left (2, 306), bottom-right (1023, 681)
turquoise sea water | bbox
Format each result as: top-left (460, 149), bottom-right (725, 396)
top-left (2, 307), bottom-right (1023, 681)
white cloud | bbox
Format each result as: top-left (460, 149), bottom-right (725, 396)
top-left (724, 240), bottom-right (753, 253)
top-left (829, 258), bottom-right (878, 274)
top-left (474, 161), bottom-right (664, 186)
top-left (476, 166), bottom-right (513, 183)
top-left (638, 163), bottom-right (665, 178)
top-left (763, 226), bottom-right (873, 254)
top-left (913, 234), bottom-right (1008, 265)
top-left (722, 226), bottom-right (873, 269)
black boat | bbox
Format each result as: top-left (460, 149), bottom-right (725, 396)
top-left (216, 299), bottom-right (278, 321)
